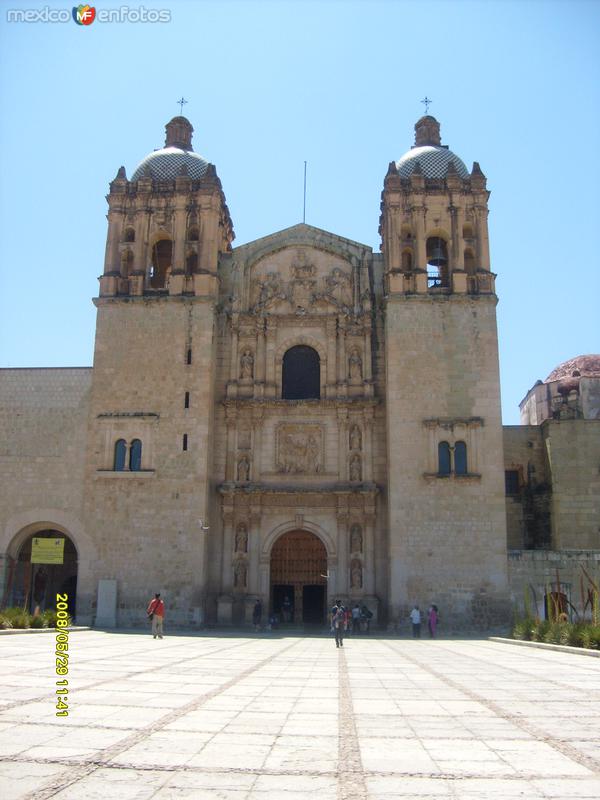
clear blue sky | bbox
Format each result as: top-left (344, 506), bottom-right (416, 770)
top-left (0, 0), bottom-right (598, 423)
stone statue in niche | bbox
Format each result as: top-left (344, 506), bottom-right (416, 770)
top-left (349, 425), bottom-right (362, 451)
top-left (350, 524), bottom-right (363, 554)
top-left (360, 288), bottom-right (372, 312)
top-left (348, 349), bottom-right (362, 382)
top-left (235, 524), bottom-right (248, 553)
top-left (349, 454), bottom-right (362, 482)
top-left (277, 425), bottom-right (322, 474)
top-left (240, 349), bottom-right (254, 380)
top-left (350, 559), bottom-right (362, 589)
top-left (233, 559), bottom-right (247, 589)
top-left (237, 456), bottom-right (250, 482)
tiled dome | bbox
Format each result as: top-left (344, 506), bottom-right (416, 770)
top-left (396, 145), bottom-right (469, 179)
top-left (545, 355), bottom-right (600, 383)
top-left (130, 116), bottom-right (208, 182)
top-left (131, 147), bottom-right (208, 181)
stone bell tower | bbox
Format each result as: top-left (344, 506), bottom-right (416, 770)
top-left (380, 116), bottom-right (509, 628)
top-left (82, 117), bottom-right (234, 626)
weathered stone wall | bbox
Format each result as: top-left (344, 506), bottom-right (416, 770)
top-left (384, 295), bottom-right (510, 629)
top-left (81, 298), bottom-right (218, 626)
top-left (0, 368), bottom-right (91, 603)
top-left (544, 419), bottom-right (600, 549)
top-left (503, 425), bottom-right (550, 549)
top-left (508, 549), bottom-right (600, 620)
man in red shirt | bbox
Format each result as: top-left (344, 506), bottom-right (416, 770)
top-left (147, 593), bottom-right (164, 639)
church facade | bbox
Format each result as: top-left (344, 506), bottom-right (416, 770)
top-left (1, 116), bottom-right (598, 629)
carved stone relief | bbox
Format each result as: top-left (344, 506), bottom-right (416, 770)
top-left (233, 559), bottom-right (247, 589)
top-left (237, 456), bottom-right (250, 482)
top-left (350, 524), bottom-right (363, 554)
top-left (350, 558), bottom-right (362, 589)
top-left (239, 349), bottom-right (254, 380)
top-left (349, 425), bottom-right (362, 451)
top-left (276, 424), bottom-right (323, 474)
top-left (235, 523), bottom-right (248, 553)
top-left (238, 424), bottom-right (251, 450)
top-left (348, 348), bottom-right (362, 382)
top-left (349, 454), bottom-right (362, 482)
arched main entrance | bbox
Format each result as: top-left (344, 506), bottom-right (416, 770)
top-left (270, 530), bottom-right (327, 625)
top-left (4, 530), bottom-right (78, 617)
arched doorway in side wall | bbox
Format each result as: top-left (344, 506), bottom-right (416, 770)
top-left (4, 530), bottom-right (78, 618)
top-left (270, 530), bottom-right (327, 625)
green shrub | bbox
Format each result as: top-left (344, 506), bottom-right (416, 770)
top-left (532, 620), bottom-right (550, 642)
top-left (0, 613), bottom-right (13, 629)
top-left (2, 607), bottom-right (31, 629)
top-left (512, 620), bottom-right (529, 640)
top-left (30, 615), bottom-right (45, 629)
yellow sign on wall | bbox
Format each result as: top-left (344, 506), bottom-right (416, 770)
top-left (31, 537), bottom-right (65, 565)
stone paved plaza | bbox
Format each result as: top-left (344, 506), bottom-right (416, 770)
top-left (0, 631), bottom-right (599, 799)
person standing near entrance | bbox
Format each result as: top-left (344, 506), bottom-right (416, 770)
top-left (252, 599), bottom-right (263, 631)
top-left (282, 595), bottom-right (293, 623)
top-left (331, 600), bottom-right (346, 648)
top-left (428, 604), bottom-right (438, 638)
top-left (147, 593), bottom-right (164, 639)
top-left (410, 605), bottom-right (421, 638)
top-left (351, 603), bottom-right (361, 634)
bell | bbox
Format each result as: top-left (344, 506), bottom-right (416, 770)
top-left (428, 245), bottom-right (447, 266)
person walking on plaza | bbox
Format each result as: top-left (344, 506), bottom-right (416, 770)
top-left (252, 599), bottom-right (263, 631)
top-left (147, 592), bottom-right (164, 639)
top-left (428, 604), bottom-right (438, 638)
top-left (351, 603), bottom-right (361, 634)
top-left (410, 605), bottom-right (421, 638)
top-left (331, 600), bottom-right (346, 648)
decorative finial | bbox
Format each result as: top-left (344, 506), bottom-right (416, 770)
top-left (177, 96), bottom-right (188, 115)
top-left (421, 96), bottom-right (432, 115)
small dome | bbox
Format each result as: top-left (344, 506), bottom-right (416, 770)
top-left (131, 147), bottom-right (208, 181)
top-left (396, 115), bottom-right (469, 179)
top-left (397, 145), bottom-right (469, 179)
top-left (130, 116), bottom-right (209, 181)
top-left (545, 355), bottom-right (600, 383)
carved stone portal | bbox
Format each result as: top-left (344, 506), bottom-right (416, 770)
top-left (277, 424), bottom-right (323, 474)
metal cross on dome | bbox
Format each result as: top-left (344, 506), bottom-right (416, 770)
top-left (421, 96), bottom-right (432, 114)
top-left (177, 97), bottom-right (188, 115)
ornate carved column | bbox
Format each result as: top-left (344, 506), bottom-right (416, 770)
top-left (225, 407), bottom-right (237, 481)
top-left (411, 204), bottom-right (426, 270)
top-left (337, 408), bottom-right (349, 481)
top-left (336, 509), bottom-right (349, 597)
top-left (326, 317), bottom-right (337, 397)
top-left (363, 512), bottom-right (376, 595)
top-left (104, 209), bottom-right (122, 275)
top-left (221, 508), bottom-right (234, 592)
top-left (255, 317), bottom-right (266, 397)
top-left (265, 318), bottom-right (277, 398)
top-left (248, 506), bottom-right (261, 596)
top-left (171, 193), bottom-right (188, 276)
top-left (251, 407), bottom-right (264, 481)
top-left (227, 317), bottom-right (240, 398)
top-left (337, 317), bottom-right (347, 395)
top-left (478, 206), bottom-right (491, 270)
top-left (362, 413), bottom-right (374, 482)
